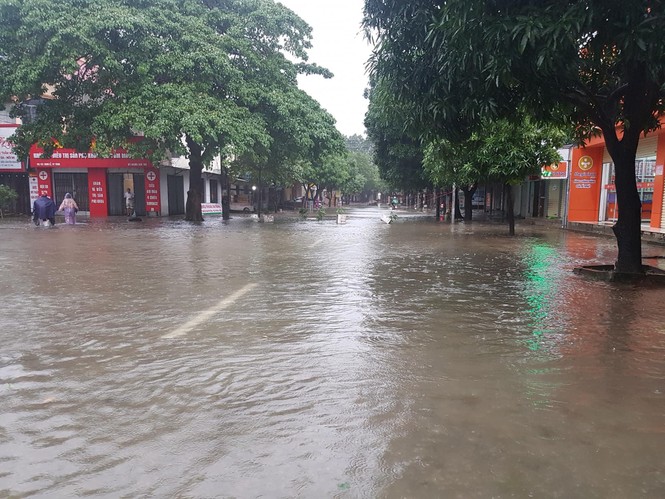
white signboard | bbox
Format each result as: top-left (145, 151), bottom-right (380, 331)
top-left (0, 125), bottom-right (21, 171)
top-left (29, 175), bottom-right (39, 210)
top-left (201, 203), bottom-right (222, 215)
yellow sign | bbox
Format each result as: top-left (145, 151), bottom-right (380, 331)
top-left (578, 156), bottom-right (593, 171)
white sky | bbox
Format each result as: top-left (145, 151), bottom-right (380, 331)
top-left (277, 0), bottom-right (372, 138)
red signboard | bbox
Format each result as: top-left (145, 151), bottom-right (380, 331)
top-left (88, 169), bottom-right (108, 217)
top-left (568, 148), bottom-right (603, 222)
top-left (144, 166), bottom-right (160, 213)
top-left (30, 145), bottom-right (150, 169)
top-left (36, 169), bottom-right (53, 198)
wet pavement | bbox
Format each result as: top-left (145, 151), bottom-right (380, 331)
top-left (1, 207), bottom-right (664, 498)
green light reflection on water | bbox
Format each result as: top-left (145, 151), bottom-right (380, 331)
top-left (521, 241), bottom-right (558, 352)
top-left (518, 240), bottom-right (566, 409)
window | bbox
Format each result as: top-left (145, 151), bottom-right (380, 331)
top-left (601, 157), bottom-right (655, 221)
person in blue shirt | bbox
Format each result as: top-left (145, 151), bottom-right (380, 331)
top-left (32, 194), bottom-right (57, 226)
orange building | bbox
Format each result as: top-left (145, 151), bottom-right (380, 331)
top-left (568, 128), bottom-right (665, 229)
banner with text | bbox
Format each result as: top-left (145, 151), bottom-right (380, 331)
top-left (0, 125), bottom-right (22, 172)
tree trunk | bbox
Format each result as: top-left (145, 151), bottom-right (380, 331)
top-left (222, 165), bottom-right (230, 221)
top-left (435, 187), bottom-right (441, 220)
top-left (271, 187), bottom-right (279, 213)
top-left (609, 148), bottom-right (643, 274)
top-left (185, 135), bottom-right (204, 222)
top-left (454, 187), bottom-right (463, 221)
top-left (257, 167), bottom-right (262, 218)
top-left (462, 183), bottom-right (477, 222)
top-left (599, 70), bottom-right (656, 274)
top-left (506, 183), bottom-right (515, 236)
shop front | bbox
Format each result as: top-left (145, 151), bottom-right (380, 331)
top-left (29, 145), bottom-right (161, 218)
top-left (0, 124), bottom-right (31, 214)
top-left (540, 158), bottom-right (569, 219)
top-left (567, 129), bottom-right (665, 229)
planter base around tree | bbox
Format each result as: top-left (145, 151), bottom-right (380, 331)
top-left (573, 264), bottom-right (665, 285)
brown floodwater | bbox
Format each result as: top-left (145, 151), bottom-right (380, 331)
top-left (1, 208), bottom-right (664, 498)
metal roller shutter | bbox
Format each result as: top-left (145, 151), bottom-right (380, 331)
top-left (602, 135), bottom-right (658, 163)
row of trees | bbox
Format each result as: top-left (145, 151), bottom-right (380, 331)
top-left (0, 0), bottom-right (379, 221)
top-left (363, 0), bottom-right (665, 274)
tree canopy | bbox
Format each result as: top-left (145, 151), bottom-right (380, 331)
top-left (234, 84), bottom-right (345, 201)
top-left (0, 0), bottom-right (343, 220)
top-left (364, 79), bottom-right (429, 192)
top-left (364, 0), bottom-right (665, 272)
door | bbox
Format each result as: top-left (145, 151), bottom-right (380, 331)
top-left (132, 173), bottom-right (146, 216)
top-left (531, 180), bottom-right (546, 217)
top-left (53, 172), bottom-right (89, 211)
top-left (167, 175), bottom-right (185, 215)
top-left (109, 173), bottom-right (146, 216)
top-left (107, 173), bottom-right (125, 215)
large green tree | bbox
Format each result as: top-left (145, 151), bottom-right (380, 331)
top-left (345, 134), bottom-right (374, 156)
top-left (480, 117), bottom-right (564, 235)
top-left (342, 135), bottom-right (385, 202)
top-left (0, 0), bottom-right (331, 221)
top-left (344, 149), bottom-right (385, 202)
top-left (424, 114), bottom-right (565, 227)
top-left (364, 80), bottom-right (429, 193)
top-left (423, 135), bottom-right (482, 221)
top-left (365, 0), bottom-right (665, 274)
top-left (297, 149), bottom-right (349, 206)
top-left (234, 84), bottom-right (343, 215)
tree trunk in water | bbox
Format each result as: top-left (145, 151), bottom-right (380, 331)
top-left (222, 166), bottom-right (230, 221)
top-left (454, 187), bottom-right (463, 221)
top-left (435, 187), bottom-right (441, 220)
top-left (600, 71), bottom-right (655, 274)
top-left (506, 183), bottom-right (515, 236)
top-left (462, 183), bottom-right (477, 222)
top-left (610, 150), bottom-right (643, 274)
top-left (446, 189), bottom-right (452, 220)
top-left (185, 135), bottom-right (204, 222)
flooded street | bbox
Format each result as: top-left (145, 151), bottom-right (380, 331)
top-left (1, 208), bottom-right (664, 498)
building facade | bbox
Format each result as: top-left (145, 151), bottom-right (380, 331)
top-left (567, 129), bottom-right (665, 229)
top-left (0, 121), bottom-right (226, 217)
top-left (0, 124), bottom-right (30, 214)
top-left (28, 143), bottom-right (163, 217)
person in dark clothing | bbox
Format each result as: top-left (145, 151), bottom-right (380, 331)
top-left (33, 194), bottom-right (57, 226)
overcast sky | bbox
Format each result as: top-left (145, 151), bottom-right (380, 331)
top-left (277, 0), bottom-right (373, 138)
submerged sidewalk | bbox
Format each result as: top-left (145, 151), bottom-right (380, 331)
top-left (567, 220), bottom-right (665, 245)
top-left (458, 209), bottom-right (665, 246)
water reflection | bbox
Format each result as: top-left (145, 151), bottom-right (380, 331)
top-left (0, 212), bottom-right (664, 497)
